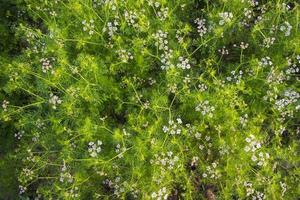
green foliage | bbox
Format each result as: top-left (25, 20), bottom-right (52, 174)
top-left (0, 0), bottom-right (299, 199)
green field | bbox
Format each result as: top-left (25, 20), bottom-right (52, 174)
top-left (0, 0), bottom-right (299, 199)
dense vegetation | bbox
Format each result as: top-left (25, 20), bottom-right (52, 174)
top-left (0, 0), bottom-right (299, 199)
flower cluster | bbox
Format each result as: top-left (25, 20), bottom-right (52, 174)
top-left (149, 1), bottom-right (168, 21)
top-left (88, 140), bottom-right (103, 157)
top-left (251, 152), bottom-right (270, 166)
top-left (150, 151), bottom-right (179, 170)
top-left (194, 18), bottom-right (207, 37)
top-left (263, 37), bottom-right (275, 48)
top-left (202, 161), bottom-right (221, 180)
top-left (153, 30), bottom-right (169, 51)
top-left (67, 187), bottom-right (79, 198)
top-left (225, 70), bottom-right (243, 84)
top-left (15, 130), bottom-right (24, 140)
top-left (243, 8), bottom-right (253, 19)
top-left (124, 10), bottom-right (138, 27)
top-left (244, 182), bottom-right (266, 200)
top-left (198, 83), bottom-right (208, 92)
top-left (160, 50), bottom-right (173, 70)
top-left (115, 143), bottom-right (126, 158)
top-left (274, 90), bottom-right (300, 118)
top-left (151, 187), bottom-right (168, 200)
top-left (199, 135), bottom-right (213, 155)
top-left (241, 2), bottom-right (266, 27)
top-left (280, 21), bottom-right (292, 36)
top-left (266, 68), bottom-right (285, 84)
top-left (240, 114), bottom-right (248, 127)
top-left (162, 118), bottom-right (183, 135)
top-left (175, 30), bottom-right (184, 43)
top-left (195, 100), bottom-right (215, 118)
top-left (239, 42), bottom-right (249, 50)
top-left (59, 163), bottom-right (73, 183)
top-left (245, 135), bottom-right (270, 166)
top-left (2, 100), bottom-right (9, 111)
top-left (157, 7), bottom-right (168, 21)
top-left (102, 177), bottom-right (125, 197)
top-left (40, 57), bottom-right (55, 74)
top-left (82, 19), bottom-right (95, 35)
top-left (116, 49), bottom-right (134, 63)
top-left (244, 135), bottom-right (262, 152)
top-left (49, 93), bottom-right (62, 109)
top-left (153, 30), bottom-right (173, 70)
top-left (286, 55), bottom-right (300, 77)
top-left (219, 12), bottom-right (233, 25)
top-left (103, 19), bottom-right (119, 39)
top-left (218, 46), bottom-right (229, 55)
top-left (176, 57), bottom-right (191, 69)
top-left (259, 57), bottom-right (273, 67)
top-left (21, 168), bottom-right (34, 180)
top-left (19, 185), bottom-right (27, 195)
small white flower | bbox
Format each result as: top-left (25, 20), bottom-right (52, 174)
top-left (259, 57), bottom-right (273, 67)
top-left (194, 18), bottom-right (207, 37)
top-left (251, 155), bottom-right (257, 161)
top-left (49, 93), bottom-right (62, 109)
top-left (15, 130), bottom-right (24, 140)
top-left (176, 57), bottom-right (191, 69)
top-left (263, 37), bottom-right (275, 48)
top-left (280, 21), bottom-right (292, 36)
top-left (219, 12), bottom-right (233, 25)
top-left (124, 10), bottom-right (138, 27)
top-left (40, 57), bottom-right (55, 74)
top-left (88, 140), bottom-right (103, 157)
top-left (82, 19), bottom-right (95, 35)
top-left (117, 49), bottom-right (134, 62)
top-left (2, 100), bottom-right (9, 111)
top-left (195, 100), bottom-right (215, 117)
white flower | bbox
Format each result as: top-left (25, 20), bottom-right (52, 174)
top-left (176, 57), bottom-right (191, 69)
top-left (240, 42), bottom-right (249, 49)
top-left (49, 93), bottom-right (62, 109)
top-left (219, 12), bottom-right (233, 25)
top-left (162, 119), bottom-right (182, 135)
top-left (82, 19), bottom-right (95, 35)
top-left (19, 185), bottom-right (27, 194)
top-left (280, 21), bottom-right (292, 36)
top-left (195, 100), bottom-right (215, 117)
top-left (194, 132), bottom-right (201, 139)
top-left (194, 18), bottom-right (207, 37)
top-left (2, 100), bottom-right (9, 111)
top-left (244, 146), bottom-right (250, 152)
top-left (88, 140), bottom-right (103, 157)
top-left (263, 37), bottom-right (275, 48)
top-left (251, 155), bottom-right (257, 161)
top-left (40, 57), bottom-right (55, 74)
top-left (15, 130), bottom-right (24, 140)
top-left (157, 7), bottom-right (168, 21)
top-left (117, 49), bottom-right (134, 62)
top-left (175, 30), bottom-right (184, 43)
top-left (151, 192), bottom-right (157, 198)
top-left (259, 57), bottom-right (273, 67)
top-left (124, 10), bottom-right (138, 27)
top-left (199, 144), bottom-right (204, 150)
top-left (104, 19), bottom-right (119, 39)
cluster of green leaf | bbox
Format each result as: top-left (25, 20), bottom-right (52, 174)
top-left (0, 0), bottom-right (299, 199)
